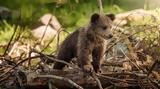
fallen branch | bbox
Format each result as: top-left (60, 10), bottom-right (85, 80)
top-left (92, 72), bottom-right (103, 89)
top-left (36, 75), bottom-right (84, 89)
top-left (0, 55), bottom-right (41, 78)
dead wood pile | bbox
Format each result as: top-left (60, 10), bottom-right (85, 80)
top-left (0, 47), bottom-right (159, 89)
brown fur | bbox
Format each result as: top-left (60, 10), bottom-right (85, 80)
top-left (54, 13), bottom-right (115, 73)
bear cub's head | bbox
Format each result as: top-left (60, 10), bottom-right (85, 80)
top-left (90, 13), bottom-right (115, 39)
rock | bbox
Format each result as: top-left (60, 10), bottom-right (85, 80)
top-left (40, 13), bottom-right (61, 30)
top-left (31, 13), bottom-right (61, 42)
top-left (32, 25), bottom-right (57, 41)
top-left (114, 9), bottom-right (158, 26)
top-left (0, 6), bottom-right (12, 22)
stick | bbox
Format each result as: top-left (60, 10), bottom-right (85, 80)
top-left (0, 56), bottom-right (41, 78)
top-left (37, 75), bottom-right (84, 89)
top-left (39, 15), bottom-right (52, 44)
top-left (92, 72), bottom-right (103, 89)
top-left (32, 50), bottom-right (80, 69)
top-left (97, 0), bottom-right (103, 14)
top-left (120, 48), bottom-right (141, 71)
top-left (3, 25), bottom-right (18, 56)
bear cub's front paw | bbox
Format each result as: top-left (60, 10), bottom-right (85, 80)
top-left (83, 65), bottom-right (94, 73)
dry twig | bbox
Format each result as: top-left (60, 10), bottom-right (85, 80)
top-left (37, 75), bottom-right (84, 89)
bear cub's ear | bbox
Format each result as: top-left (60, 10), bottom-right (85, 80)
top-left (106, 13), bottom-right (115, 21)
top-left (91, 13), bottom-right (99, 24)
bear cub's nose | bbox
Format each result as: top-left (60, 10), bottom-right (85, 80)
top-left (108, 34), bottom-right (113, 38)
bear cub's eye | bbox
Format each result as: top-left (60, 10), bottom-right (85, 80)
top-left (102, 26), bottom-right (107, 30)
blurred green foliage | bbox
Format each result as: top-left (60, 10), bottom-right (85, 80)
top-left (0, 0), bottom-right (125, 29)
top-left (0, 0), bottom-right (159, 29)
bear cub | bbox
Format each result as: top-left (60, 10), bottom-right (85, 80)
top-left (54, 13), bottom-right (115, 73)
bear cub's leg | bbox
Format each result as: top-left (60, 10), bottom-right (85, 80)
top-left (92, 47), bottom-right (104, 73)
